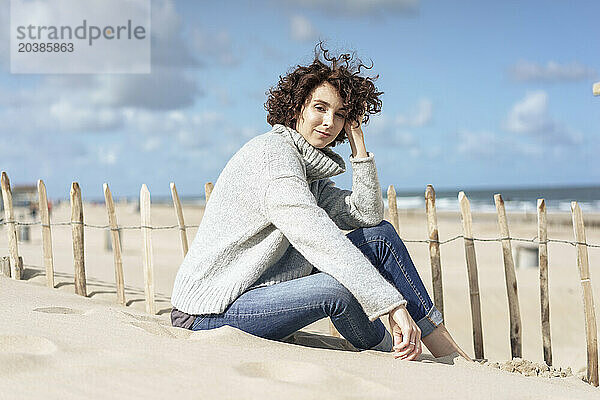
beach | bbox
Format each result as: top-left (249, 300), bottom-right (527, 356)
top-left (1, 201), bottom-right (600, 399)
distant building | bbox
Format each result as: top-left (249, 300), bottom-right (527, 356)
top-left (0, 184), bottom-right (38, 213)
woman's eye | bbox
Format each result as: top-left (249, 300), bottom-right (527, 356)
top-left (315, 105), bottom-right (325, 111)
top-left (336, 113), bottom-right (346, 118)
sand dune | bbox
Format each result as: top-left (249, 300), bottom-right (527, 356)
top-left (1, 202), bottom-right (599, 398)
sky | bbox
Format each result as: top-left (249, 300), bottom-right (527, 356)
top-left (0, 0), bottom-right (598, 201)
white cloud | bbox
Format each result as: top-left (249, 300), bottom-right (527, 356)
top-left (361, 112), bottom-right (423, 156)
top-left (0, 72), bottom-right (198, 134)
top-left (49, 100), bottom-right (124, 132)
top-left (504, 91), bottom-right (582, 145)
top-left (362, 114), bottom-right (389, 136)
top-left (2, 0), bottom-right (202, 113)
top-left (150, 0), bottom-right (201, 68)
top-left (510, 60), bottom-right (597, 82)
top-left (123, 109), bottom-right (182, 135)
top-left (504, 91), bottom-right (549, 134)
top-left (123, 109), bottom-right (260, 152)
top-left (457, 130), bottom-right (542, 158)
top-left (290, 15), bottom-right (319, 42)
top-left (457, 130), bottom-right (498, 157)
top-left (97, 146), bottom-right (119, 165)
top-left (282, 0), bottom-right (419, 16)
top-left (191, 28), bottom-right (240, 67)
top-left (365, 121), bottom-right (422, 157)
top-left (213, 86), bottom-right (232, 106)
top-left (89, 68), bottom-right (201, 110)
top-left (408, 147), bottom-right (421, 158)
top-left (0, 0), bottom-right (258, 193)
top-left (142, 137), bottom-right (162, 152)
top-left (0, 0), bottom-right (204, 140)
top-left (395, 98), bottom-right (432, 127)
top-left (390, 131), bottom-right (416, 147)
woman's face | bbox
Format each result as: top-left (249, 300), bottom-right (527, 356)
top-left (295, 82), bottom-right (347, 148)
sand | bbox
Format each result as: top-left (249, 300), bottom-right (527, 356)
top-left (1, 201), bottom-right (599, 399)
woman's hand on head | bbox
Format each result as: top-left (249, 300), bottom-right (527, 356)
top-left (344, 108), bottom-right (365, 137)
top-left (344, 107), bottom-right (369, 158)
top-left (389, 304), bottom-right (422, 361)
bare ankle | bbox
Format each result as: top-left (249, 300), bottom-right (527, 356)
top-left (422, 324), bottom-right (472, 360)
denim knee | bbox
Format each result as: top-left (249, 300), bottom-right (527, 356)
top-left (361, 220), bottom-right (409, 256)
top-left (364, 220), bottom-right (397, 238)
top-left (316, 273), bottom-right (357, 314)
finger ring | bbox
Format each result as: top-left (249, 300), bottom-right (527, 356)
top-left (409, 341), bottom-right (416, 345)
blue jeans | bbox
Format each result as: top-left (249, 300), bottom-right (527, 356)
top-left (190, 220), bottom-right (443, 351)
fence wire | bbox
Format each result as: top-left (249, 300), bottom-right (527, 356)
top-left (1, 218), bottom-right (599, 248)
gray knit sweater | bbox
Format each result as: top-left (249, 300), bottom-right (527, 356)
top-left (171, 124), bottom-right (406, 322)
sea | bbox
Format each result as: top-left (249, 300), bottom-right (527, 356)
top-left (383, 185), bottom-right (600, 214)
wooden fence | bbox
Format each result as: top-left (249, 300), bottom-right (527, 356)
top-left (0, 170), bottom-right (598, 387)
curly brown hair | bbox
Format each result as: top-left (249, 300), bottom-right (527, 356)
top-left (264, 42), bottom-right (383, 147)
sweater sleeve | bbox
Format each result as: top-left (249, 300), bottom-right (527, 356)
top-left (316, 152), bottom-right (385, 231)
top-left (263, 173), bottom-right (406, 322)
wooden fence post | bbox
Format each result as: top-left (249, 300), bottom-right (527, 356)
top-left (387, 185), bottom-right (400, 235)
top-left (70, 182), bottom-right (87, 296)
top-left (37, 180), bottom-right (55, 288)
top-left (103, 183), bottom-right (126, 306)
top-left (204, 182), bottom-right (214, 203)
top-left (458, 192), bottom-right (484, 360)
top-left (140, 184), bottom-right (156, 315)
top-left (425, 185), bottom-right (444, 319)
top-left (1, 172), bottom-right (22, 280)
top-left (571, 202), bottom-right (598, 387)
top-left (494, 194), bottom-right (522, 359)
top-left (170, 182), bottom-right (189, 258)
top-left (537, 199), bottom-right (552, 366)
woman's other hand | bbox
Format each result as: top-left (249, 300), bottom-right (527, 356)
top-left (389, 304), bottom-right (422, 361)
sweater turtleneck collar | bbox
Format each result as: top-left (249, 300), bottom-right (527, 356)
top-left (271, 124), bottom-right (346, 182)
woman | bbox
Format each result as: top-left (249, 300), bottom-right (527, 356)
top-left (171, 43), bottom-right (470, 361)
